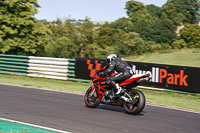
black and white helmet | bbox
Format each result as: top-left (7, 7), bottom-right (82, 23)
top-left (106, 54), bottom-right (117, 64)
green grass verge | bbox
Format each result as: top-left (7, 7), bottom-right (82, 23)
top-left (0, 74), bottom-right (200, 112)
top-left (124, 48), bottom-right (200, 67)
top-left (140, 88), bottom-right (200, 112)
top-left (0, 74), bottom-right (89, 94)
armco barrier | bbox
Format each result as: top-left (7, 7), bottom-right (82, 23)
top-left (1, 55), bottom-right (200, 93)
top-left (0, 54), bottom-right (89, 82)
top-left (0, 54), bottom-right (29, 76)
top-left (75, 58), bottom-right (200, 93)
top-left (27, 56), bottom-right (75, 80)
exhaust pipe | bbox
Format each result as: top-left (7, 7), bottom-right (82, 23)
top-left (137, 77), bottom-right (150, 84)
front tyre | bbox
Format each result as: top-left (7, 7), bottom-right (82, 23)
top-left (84, 86), bottom-right (100, 108)
top-left (123, 89), bottom-right (146, 115)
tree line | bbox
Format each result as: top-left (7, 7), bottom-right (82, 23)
top-left (0, 0), bottom-right (200, 59)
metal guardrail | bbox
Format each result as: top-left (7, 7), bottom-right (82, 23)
top-left (1, 54), bottom-right (198, 93)
top-left (0, 54), bottom-right (29, 76)
top-left (0, 54), bottom-right (90, 82)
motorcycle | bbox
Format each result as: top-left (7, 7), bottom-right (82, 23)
top-left (84, 67), bottom-right (150, 115)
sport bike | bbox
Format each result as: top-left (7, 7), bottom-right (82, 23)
top-left (84, 67), bottom-right (150, 115)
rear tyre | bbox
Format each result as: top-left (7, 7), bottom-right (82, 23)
top-left (84, 87), bottom-right (101, 108)
top-left (123, 89), bottom-right (146, 115)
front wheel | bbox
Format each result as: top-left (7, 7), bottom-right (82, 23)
top-left (123, 89), bottom-right (146, 115)
top-left (84, 86), bottom-right (101, 108)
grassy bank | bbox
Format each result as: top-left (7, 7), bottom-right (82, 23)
top-left (0, 74), bottom-right (199, 112)
top-left (124, 48), bottom-right (200, 67)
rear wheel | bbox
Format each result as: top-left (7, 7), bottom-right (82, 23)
top-left (84, 87), bottom-right (100, 108)
top-left (123, 89), bottom-right (146, 115)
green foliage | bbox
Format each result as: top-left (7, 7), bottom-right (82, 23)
top-left (133, 12), bottom-right (154, 41)
top-left (171, 39), bottom-right (187, 49)
top-left (98, 25), bottom-right (117, 48)
top-left (163, 0), bottom-right (200, 25)
top-left (47, 19), bottom-right (79, 58)
top-left (47, 18), bottom-right (97, 58)
top-left (150, 13), bottom-right (177, 44)
top-left (125, 1), bottom-right (177, 45)
top-left (109, 18), bottom-right (134, 33)
top-left (125, 0), bottom-right (145, 18)
top-left (126, 1), bottom-right (147, 24)
top-left (179, 24), bottom-right (200, 48)
top-left (96, 46), bottom-right (116, 59)
top-left (49, 37), bottom-right (76, 58)
top-left (146, 41), bottom-right (162, 52)
top-left (125, 1), bottom-right (155, 41)
top-left (0, 0), bottom-right (51, 55)
top-left (146, 4), bottom-right (162, 18)
top-left (123, 32), bottom-right (147, 55)
top-left (0, 0), bottom-right (199, 59)
top-left (78, 18), bottom-right (95, 57)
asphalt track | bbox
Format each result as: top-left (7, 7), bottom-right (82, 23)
top-left (0, 83), bottom-right (200, 133)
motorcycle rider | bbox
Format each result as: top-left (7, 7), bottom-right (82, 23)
top-left (99, 54), bottom-right (134, 97)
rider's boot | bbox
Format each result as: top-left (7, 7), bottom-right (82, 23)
top-left (107, 80), bottom-right (123, 98)
top-left (114, 83), bottom-right (123, 97)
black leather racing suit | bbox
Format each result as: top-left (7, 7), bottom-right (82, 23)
top-left (102, 58), bottom-right (134, 92)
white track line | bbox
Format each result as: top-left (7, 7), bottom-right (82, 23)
top-left (0, 83), bottom-right (200, 115)
top-left (0, 117), bottom-right (71, 133)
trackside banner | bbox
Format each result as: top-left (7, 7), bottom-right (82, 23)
top-left (75, 58), bottom-right (200, 93)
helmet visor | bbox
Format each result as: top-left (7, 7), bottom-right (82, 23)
top-left (106, 59), bottom-right (110, 64)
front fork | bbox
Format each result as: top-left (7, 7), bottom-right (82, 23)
top-left (89, 86), bottom-right (96, 97)
top-left (90, 85), bottom-right (103, 100)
